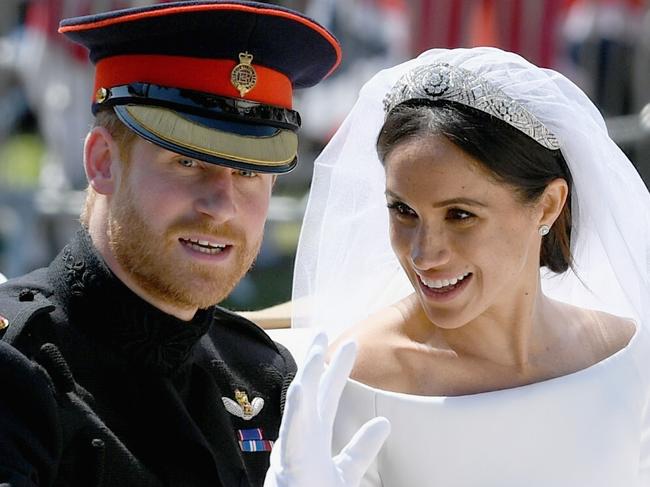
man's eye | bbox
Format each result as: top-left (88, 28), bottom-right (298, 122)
top-left (236, 169), bottom-right (258, 178)
top-left (178, 158), bottom-right (198, 168)
top-left (387, 201), bottom-right (416, 218)
top-left (447, 208), bottom-right (475, 220)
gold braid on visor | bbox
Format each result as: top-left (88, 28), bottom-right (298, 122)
top-left (122, 105), bottom-right (298, 167)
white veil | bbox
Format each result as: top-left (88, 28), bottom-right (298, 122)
top-left (292, 47), bottom-right (650, 352)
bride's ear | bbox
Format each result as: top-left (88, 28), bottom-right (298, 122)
top-left (538, 178), bottom-right (568, 228)
top-left (83, 127), bottom-right (123, 195)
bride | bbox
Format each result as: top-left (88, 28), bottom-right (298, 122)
top-left (290, 47), bottom-right (650, 485)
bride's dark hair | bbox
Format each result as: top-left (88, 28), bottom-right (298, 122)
top-left (377, 100), bottom-right (573, 273)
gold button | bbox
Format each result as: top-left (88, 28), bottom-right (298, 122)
top-left (95, 87), bottom-right (109, 104)
top-left (0, 315), bottom-right (8, 330)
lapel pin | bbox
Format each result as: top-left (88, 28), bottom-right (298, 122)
top-left (222, 389), bottom-right (264, 420)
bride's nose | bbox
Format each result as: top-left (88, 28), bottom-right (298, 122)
top-left (410, 222), bottom-right (451, 270)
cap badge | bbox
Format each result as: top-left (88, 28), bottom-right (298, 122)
top-left (222, 389), bottom-right (264, 420)
top-left (0, 314), bottom-right (8, 331)
top-left (231, 52), bottom-right (257, 98)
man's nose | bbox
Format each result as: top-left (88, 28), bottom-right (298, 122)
top-left (193, 168), bottom-right (237, 223)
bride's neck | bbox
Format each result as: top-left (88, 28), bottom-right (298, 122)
top-left (410, 285), bottom-right (554, 372)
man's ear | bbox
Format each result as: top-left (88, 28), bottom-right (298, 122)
top-left (83, 127), bottom-right (123, 195)
top-left (538, 178), bottom-right (569, 227)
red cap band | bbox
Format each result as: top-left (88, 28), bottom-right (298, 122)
top-left (95, 54), bottom-right (293, 108)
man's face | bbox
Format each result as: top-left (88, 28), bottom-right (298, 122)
top-left (107, 137), bottom-right (274, 310)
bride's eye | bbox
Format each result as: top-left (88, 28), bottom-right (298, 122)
top-left (447, 208), bottom-right (475, 221)
top-left (387, 201), bottom-right (416, 218)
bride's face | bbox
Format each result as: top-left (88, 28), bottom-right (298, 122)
top-left (384, 135), bottom-right (543, 329)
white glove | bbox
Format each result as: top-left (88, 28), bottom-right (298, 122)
top-left (264, 333), bottom-right (390, 487)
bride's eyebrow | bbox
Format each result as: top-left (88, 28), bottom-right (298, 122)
top-left (430, 197), bottom-right (487, 208)
top-left (384, 190), bottom-right (487, 208)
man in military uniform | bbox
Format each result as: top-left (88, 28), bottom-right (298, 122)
top-left (0, 2), bottom-right (351, 485)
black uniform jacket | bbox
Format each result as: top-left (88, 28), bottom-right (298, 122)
top-left (0, 230), bottom-right (296, 487)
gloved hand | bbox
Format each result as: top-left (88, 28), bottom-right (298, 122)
top-left (264, 333), bottom-right (390, 487)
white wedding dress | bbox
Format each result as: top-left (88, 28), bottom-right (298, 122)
top-left (332, 327), bottom-right (650, 486)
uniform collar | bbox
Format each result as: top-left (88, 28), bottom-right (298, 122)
top-left (48, 228), bottom-right (213, 375)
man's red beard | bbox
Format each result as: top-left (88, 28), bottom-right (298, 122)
top-left (107, 182), bottom-right (263, 311)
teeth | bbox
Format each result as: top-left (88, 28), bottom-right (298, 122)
top-left (181, 238), bottom-right (227, 254)
top-left (420, 272), bottom-right (470, 289)
top-left (184, 238), bottom-right (226, 249)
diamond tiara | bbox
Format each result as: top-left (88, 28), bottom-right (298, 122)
top-left (383, 63), bottom-right (561, 151)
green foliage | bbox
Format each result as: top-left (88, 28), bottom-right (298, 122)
top-left (0, 133), bottom-right (44, 190)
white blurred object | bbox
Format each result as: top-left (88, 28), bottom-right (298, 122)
top-left (0, 272), bottom-right (6, 284)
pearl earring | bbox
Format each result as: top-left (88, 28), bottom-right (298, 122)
top-left (538, 224), bottom-right (550, 236)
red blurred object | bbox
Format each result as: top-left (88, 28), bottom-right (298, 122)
top-left (411, 0), bottom-right (568, 67)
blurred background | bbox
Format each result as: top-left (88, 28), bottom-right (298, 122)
top-left (0, 0), bottom-right (649, 310)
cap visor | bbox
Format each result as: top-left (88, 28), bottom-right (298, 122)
top-left (114, 104), bottom-right (298, 173)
